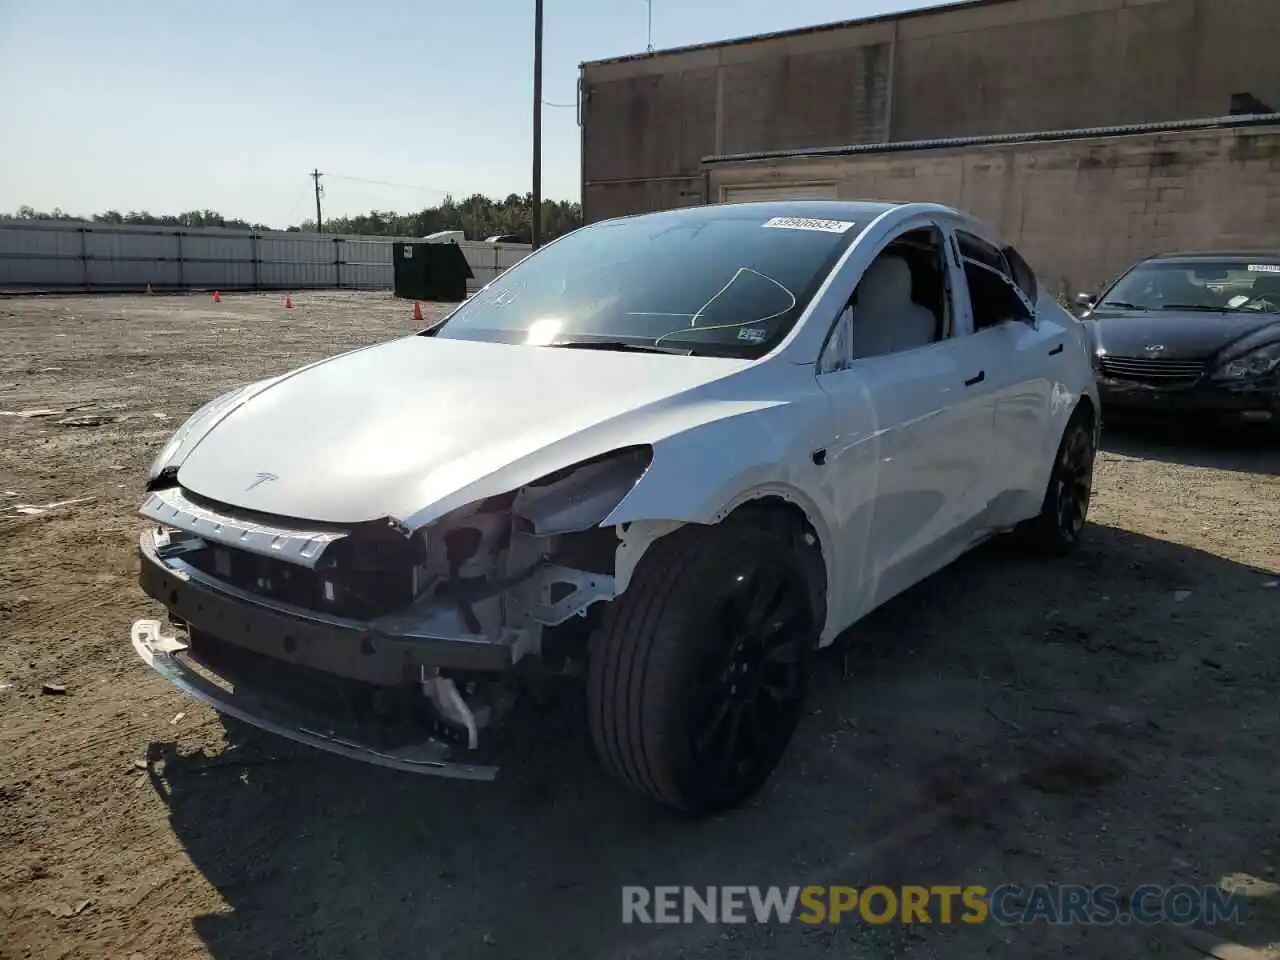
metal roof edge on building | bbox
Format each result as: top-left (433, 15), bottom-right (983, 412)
top-left (578, 0), bottom-right (1010, 69)
top-left (701, 113), bottom-right (1280, 166)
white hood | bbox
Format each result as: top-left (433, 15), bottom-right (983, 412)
top-left (174, 335), bottom-right (751, 525)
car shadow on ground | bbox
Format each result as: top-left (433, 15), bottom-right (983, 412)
top-left (145, 524), bottom-right (1279, 960)
top-left (1102, 421), bottom-right (1280, 475)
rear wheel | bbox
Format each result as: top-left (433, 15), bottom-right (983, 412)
top-left (1016, 409), bottom-right (1096, 556)
top-left (586, 513), bottom-right (818, 815)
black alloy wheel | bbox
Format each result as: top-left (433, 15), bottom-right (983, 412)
top-left (1054, 421), bottom-right (1095, 543)
top-left (586, 512), bottom-right (820, 815)
top-left (684, 562), bottom-right (810, 809)
top-left (1014, 410), bottom-right (1096, 556)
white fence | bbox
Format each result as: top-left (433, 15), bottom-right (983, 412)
top-left (0, 219), bottom-right (530, 295)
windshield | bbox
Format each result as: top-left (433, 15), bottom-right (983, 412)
top-left (428, 209), bottom-right (860, 356)
top-left (1099, 260), bottom-right (1280, 313)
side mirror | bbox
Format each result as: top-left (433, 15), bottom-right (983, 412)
top-left (1075, 292), bottom-right (1097, 308)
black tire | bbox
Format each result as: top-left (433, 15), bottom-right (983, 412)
top-left (586, 511), bottom-right (819, 815)
top-left (1014, 407), bottom-right (1096, 556)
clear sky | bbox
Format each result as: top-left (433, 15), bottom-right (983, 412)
top-left (0, 0), bottom-right (939, 227)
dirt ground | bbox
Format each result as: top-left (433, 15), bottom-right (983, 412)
top-left (0, 291), bottom-right (1277, 960)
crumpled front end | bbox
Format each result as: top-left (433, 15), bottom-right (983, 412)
top-left (130, 446), bottom-right (660, 777)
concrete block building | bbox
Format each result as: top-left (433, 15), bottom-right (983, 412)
top-left (577, 0), bottom-right (1280, 292)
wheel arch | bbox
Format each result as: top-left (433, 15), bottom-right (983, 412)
top-left (1074, 392), bottom-right (1097, 430)
top-left (1070, 390), bottom-right (1100, 452)
top-left (610, 483), bottom-right (835, 643)
top-left (721, 494), bottom-right (830, 644)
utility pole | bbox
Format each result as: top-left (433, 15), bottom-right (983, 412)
top-left (311, 168), bottom-right (324, 233)
top-left (532, 0), bottom-right (543, 249)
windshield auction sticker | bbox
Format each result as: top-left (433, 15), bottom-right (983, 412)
top-left (762, 216), bottom-right (857, 233)
top-left (1247, 264), bottom-right (1280, 273)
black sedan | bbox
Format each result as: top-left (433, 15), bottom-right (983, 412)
top-left (1079, 252), bottom-right (1280, 428)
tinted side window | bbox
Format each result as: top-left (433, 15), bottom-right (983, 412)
top-left (957, 232), bottom-right (1008, 274)
top-left (964, 261), bottom-right (1031, 331)
top-left (1003, 245), bottom-right (1039, 303)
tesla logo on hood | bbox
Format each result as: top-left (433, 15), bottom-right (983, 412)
top-left (1144, 344), bottom-right (1166, 356)
top-left (245, 472), bottom-right (278, 491)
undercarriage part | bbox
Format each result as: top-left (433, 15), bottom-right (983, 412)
top-left (540, 614), bottom-right (594, 672)
top-left (422, 672), bottom-right (480, 749)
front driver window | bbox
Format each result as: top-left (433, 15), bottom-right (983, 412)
top-left (820, 304), bottom-right (856, 373)
top-left (819, 226), bottom-right (950, 372)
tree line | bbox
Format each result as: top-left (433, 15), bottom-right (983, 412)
top-left (5, 193), bottom-right (582, 242)
top-left (6, 206), bottom-right (274, 232)
top-left (298, 193), bottom-right (582, 243)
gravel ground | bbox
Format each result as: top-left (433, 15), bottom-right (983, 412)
top-left (0, 291), bottom-right (1277, 960)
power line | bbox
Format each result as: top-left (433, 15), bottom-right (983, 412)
top-left (325, 173), bottom-right (452, 194)
top-left (541, 99), bottom-right (575, 108)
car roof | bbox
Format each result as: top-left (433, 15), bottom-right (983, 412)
top-left (1148, 250), bottom-right (1280, 264)
top-left (599, 199), bottom-right (905, 227)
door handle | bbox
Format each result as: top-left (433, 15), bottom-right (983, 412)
top-left (964, 370), bottom-right (985, 387)
top-left (1048, 343), bottom-right (1064, 356)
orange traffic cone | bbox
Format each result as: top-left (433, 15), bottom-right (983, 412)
top-left (412, 301), bottom-right (423, 322)
top-left (213, 290), bottom-right (221, 303)
top-left (284, 295), bottom-right (293, 309)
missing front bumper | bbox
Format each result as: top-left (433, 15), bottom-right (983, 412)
top-left (132, 527), bottom-right (520, 778)
top-left (136, 528), bottom-right (522, 678)
top-left (130, 618), bottom-right (499, 780)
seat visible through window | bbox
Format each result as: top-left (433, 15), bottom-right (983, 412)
top-left (851, 255), bottom-right (938, 358)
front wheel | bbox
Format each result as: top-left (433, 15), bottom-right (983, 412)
top-left (1015, 409), bottom-right (1096, 556)
top-left (586, 514), bottom-right (818, 815)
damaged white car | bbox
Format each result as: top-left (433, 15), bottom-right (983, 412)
top-left (131, 200), bottom-right (1099, 814)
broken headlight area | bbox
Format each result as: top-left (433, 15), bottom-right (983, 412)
top-left (379, 444), bottom-right (654, 643)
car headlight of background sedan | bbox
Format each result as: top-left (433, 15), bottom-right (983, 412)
top-left (1210, 342), bottom-right (1280, 381)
